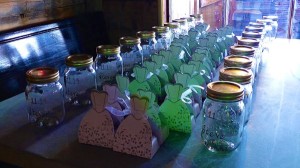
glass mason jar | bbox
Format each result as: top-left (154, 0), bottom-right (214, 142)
top-left (173, 19), bottom-right (189, 35)
top-left (95, 45), bottom-right (123, 90)
top-left (230, 45), bottom-right (256, 78)
top-left (263, 16), bottom-right (278, 40)
top-left (119, 36), bottom-right (143, 78)
top-left (237, 38), bottom-right (261, 75)
top-left (244, 26), bottom-right (264, 33)
top-left (152, 26), bottom-right (171, 51)
top-left (201, 81), bottom-right (245, 152)
top-left (136, 31), bottom-right (157, 62)
top-left (219, 67), bottom-right (253, 125)
top-left (181, 17), bottom-right (196, 30)
top-left (190, 14), bottom-right (204, 26)
top-left (25, 67), bottom-right (65, 127)
top-left (64, 54), bottom-right (96, 106)
top-left (224, 55), bottom-right (255, 83)
top-left (164, 22), bottom-right (181, 41)
top-left (256, 19), bottom-right (273, 42)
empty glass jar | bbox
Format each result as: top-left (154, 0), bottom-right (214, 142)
top-left (95, 45), bottom-right (123, 90)
top-left (164, 22), bottom-right (181, 41)
top-left (119, 36), bottom-right (143, 78)
top-left (201, 81), bottom-right (245, 152)
top-left (263, 16), bottom-right (278, 40)
top-left (25, 67), bottom-right (65, 127)
top-left (219, 67), bottom-right (253, 125)
top-left (237, 38), bottom-right (261, 74)
top-left (136, 31), bottom-right (157, 62)
top-left (64, 54), bottom-right (96, 106)
top-left (173, 19), bottom-right (189, 35)
top-left (182, 17), bottom-right (196, 30)
top-left (190, 14), bottom-right (204, 25)
top-left (152, 26), bottom-right (171, 51)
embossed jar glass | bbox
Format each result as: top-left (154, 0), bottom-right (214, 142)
top-left (173, 19), bottom-right (189, 35)
top-left (119, 36), bottom-right (143, 78)
top-left (164, 22), bottom-right (181, 41)
top-left (190, 14), bottom-right (204, 25)
top-left (136, 31), bottom-right (157, 62)
top-left (182, 17), bottom-right (196, 30)
top-left (224, 55), bottom-right (255, 83)
top-left (95, 45), bottom-right (123, 90)
top-left (256, 19), bottom-right (273, 44)
top-left (263, 16), bottom-right (278, 40)
top-left (64, 54), bottom-right (96, 106)
top-left (152, 26), bottom-right (171, 51)
top-left (25, 67), bottom-right (65, 127)
top-left (219, 67), bottom-right (253, 125)
top-left (201, 81), bottom-right (245, 152)
top-left (230, 45), bottom-right (257, 78)
top-left (237, 38), bottom-right (261, 75)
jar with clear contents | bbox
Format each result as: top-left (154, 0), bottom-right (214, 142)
top-left (181, 17), bottom-right (196, 30)
top-left (256, 19), bottom-right (273, 42)
top-left (164, 22), bottom-right (181, 41)
top-left (94, 45), bottom-right (123, 90)
top-left (263, 16), bottom-right (278, 40)
top-left (64, 54), bottom-right (96, 106)
top-left (219, 67), bottom-right (253, 125)
top-left (25, 67), bottom-right (65, 127)
top-left (230, 45), bottom-right (257, 77)
top-left (224, 55), bottom-right (255, 83)
top-left (201, 81), bottom-right (245, 152)
top-left (237, 38), bottom-right (261, 75)
top-left (136, 31), bottom-right (157, 62)
top-left (190, 14), bottom-right (204, 26)
top-left (119, 36), bottom-right (143, 78)
top-left (152, 26), bottom-right (171, 51)
top-left (173, 19), bottom-right (189, 35)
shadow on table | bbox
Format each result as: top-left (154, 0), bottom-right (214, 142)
top-left (0, 103), bottom-right (90, 150)
top-left (53, 131), bottom-right (191, 168)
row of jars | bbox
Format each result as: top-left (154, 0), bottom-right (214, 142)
top-left (24, 14), bottom-right (205, 127)
top-left (201, 15), bottom-right (278, 152)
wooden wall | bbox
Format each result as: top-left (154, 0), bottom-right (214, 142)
top-left (0, 0), bottom-right (102, 32)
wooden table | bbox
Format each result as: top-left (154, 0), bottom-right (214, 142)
top-left (1, 39), bottom-right (300, 168)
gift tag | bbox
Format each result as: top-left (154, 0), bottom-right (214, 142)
top-left (128, 66), bottom-right (151, 94)
top-left (78, 91), bottom-right (115, 148)
top-left (151, 55), bottom-right (170, 85)
top-left (159, 84), bottom-right (193, 133)
top-left (189, 60), bottom-right (211, 84)
top-left (137, 90), bottom-right (161, 128)
top-left (114, 95), bottom-right (158, 158)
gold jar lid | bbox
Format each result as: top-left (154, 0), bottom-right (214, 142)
top-left (136, 31), bottom-right (156, 39)
top-left (190, 14), bottom-right (202, 18)
top-left (249, 22), bottom-right (265, 28)
top-left (26, 67), bottom-right (59, 84)
top-left (263, 15), bottom-right (278, 21)
top-left (119, 36), bottom-right (141, 45)
top-left (224, 55), bottom-right (253, 69)
top-left (164, 22), bottom-right (180, 29)
top-left (219, 67), bottom-right (252, 84)
top-left (181, 17), bottom-right (195, 22)
top-left (66, 54), bottom-right (93, 67)
top-left (173, 19), bottom-right (188, 25)
top-left (230, 45), bottom-right (255, 56)
top-left (207, 81), bottom-right (244, 101)
top-left (245, 26), bottom-right (263, 32)
top-left (242, 31), bottom-right (263, 39)
top-left (152, 26), bottom-right (170, 33)
top-left (237, 38), bottom-right (260, 47)
top-left (256, 19), bottom-right (272, 25)
top-left (96, 45), bottom-right (120, 55)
